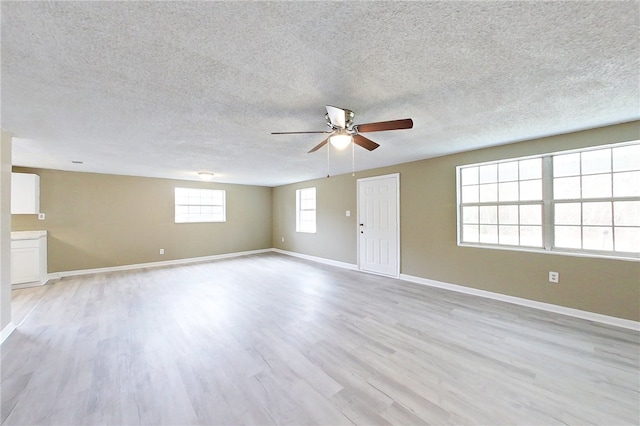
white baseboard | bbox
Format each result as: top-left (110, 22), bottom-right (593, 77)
top-left (48, 248), bottom-right (272, 280)
top-left (12, 279), bottom-right (49, 289)
top-left (0, 321), bottom-right (16, 344)
top-left (271, 249), bottom-right (639, 331)
top-left (400, 273), bottom-right (640, 332)
top-left (272, 249), bottom-right (358, 271)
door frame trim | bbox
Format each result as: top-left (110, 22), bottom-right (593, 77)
top-left (356, 173), bottom-right (400, 278)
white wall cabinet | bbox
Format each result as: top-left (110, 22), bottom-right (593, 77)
top-left (11, 231), bottom-right (47, 287)
top-left (11, 172), bottom-right (40, 214)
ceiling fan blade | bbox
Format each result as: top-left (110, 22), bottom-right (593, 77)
top-left (356, 118), bottom-right (413, 133)
top-left (308, 137), bottom-right (330, 153)
top-left (353, 134), bottom-right (380, 151)
top-left (271, 131), bottom-right (328, 135)
top-left (326, 105), bottom-right (347, 128)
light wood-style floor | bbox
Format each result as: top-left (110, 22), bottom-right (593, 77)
top-left (2, 253), bottom-right (639, 425)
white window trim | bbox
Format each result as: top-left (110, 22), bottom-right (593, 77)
top-left (456, 140), bottom-right (640, 261)
top-left (296, 187), bottom-right (316, 233)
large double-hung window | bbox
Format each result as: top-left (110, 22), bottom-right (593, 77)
top-left (457, 141), bottom-right (640, 259)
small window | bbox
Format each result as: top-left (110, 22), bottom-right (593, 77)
top-left (175, 188), bottom-right (225, 223)
top-left (296, 187), bottom-right (316, 233)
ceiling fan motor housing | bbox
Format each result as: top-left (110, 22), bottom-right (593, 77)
top-left (325, 108), bottom-right (355, 130)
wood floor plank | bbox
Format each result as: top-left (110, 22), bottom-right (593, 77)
top-left (2, 252), bottom-right (639, 425)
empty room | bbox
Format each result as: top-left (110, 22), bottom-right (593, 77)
top-left (1, 1), bottom-right (639, 425)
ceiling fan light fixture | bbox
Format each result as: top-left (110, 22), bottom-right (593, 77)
top-left (329, 133), bottom-right (352, 150)
top-left (198, 171), bottom-right (215, 181)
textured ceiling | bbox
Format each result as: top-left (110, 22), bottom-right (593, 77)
top-left (2, 1), bottom-right (639, 186)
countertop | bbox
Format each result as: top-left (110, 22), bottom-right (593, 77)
top-left (10, 230), bottom-right (47, 240)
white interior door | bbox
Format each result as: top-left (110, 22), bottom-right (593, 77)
top-left (358, 174), bottom-right (399, 277)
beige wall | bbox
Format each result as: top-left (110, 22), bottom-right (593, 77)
top-left (272, 121), bottom-right (640, 321)
top-left (12, 168), bottom-right (272, 273)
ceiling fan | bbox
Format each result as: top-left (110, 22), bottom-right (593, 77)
top-left (272, 105), bottom-right (413, 153)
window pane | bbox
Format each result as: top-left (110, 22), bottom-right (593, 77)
top-left (615, 228), bottom-right (640, 253)
top-left (519, 158), bottom-right (542, 180)
top-left (462, 185), bottom-right (479, 203)
top-left (461, 167), bottom-right (479, 185)
top-left (554, 177), bottom-right (580, 200)
top-left (499, 226), bottom-right (519, 245)
top-left (479, 206), bottom-right (497, 224)
top-left (583, 227), bottom-right (613, 251)
top-left (553, 153), bottom-right (580, 177)
top-left (498, 161), bottom-right (518, 182)
top-left (211, 192), bottom-right (223, 204)
top-left (520, 179), bottom-right (542, 201)
top-left (463, 225), bottom-right (479, 243)
top-left (463, 206), bottom-right (479, 224)
top-left (201, 192), bottom-right (214, 203)
top-left (613, 171), bottom-right (640, 197)
top-left (555, 203), bottom-right (581, 225)
top-left (520, 226), bottom-right (542, 247)
top-left (520, 205), bottom-right (542, 225)
top-left (300, 211), bottom-right (314, 222)
top-left (582, 174), bottom-right (611, 198)
top-left (614, 201), bottom-right (640, 226)
top-left (301, 199), bottom-right (314, 210)
top-left (581, 148), bottom-right (611, 175)
top-left (555, 226), bottom-right (582, 249)
top-left (479, 183), bottom-right (497, 202)
top-left (479, 225), bottom-right (498, 243)
top-left (583, 202), bottom-right (612, 226)
top-left (479, 164), bottom-right (498, 183)
top-left (612, 145), bottom-right (640, 172)
top-left (499, 205), bottom-right (518, 225)
top-left (499, 181), bottom-right (519, 201)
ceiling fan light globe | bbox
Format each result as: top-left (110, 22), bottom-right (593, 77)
top-left (330, 134), bottom-right (352, 150)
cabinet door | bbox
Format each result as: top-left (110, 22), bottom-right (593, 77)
top-left (11, 173), bottom-right (40, 214)
top-left (11, 243), bottom-right (40, 284)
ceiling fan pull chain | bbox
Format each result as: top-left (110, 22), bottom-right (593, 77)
top-left (327, 142), bottom-right (331, 178)
top-left (352, 142), bottom-right (356, 176)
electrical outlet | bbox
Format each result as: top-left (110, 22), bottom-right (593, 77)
top-left (38, 213), bottom-right (46, 220)
top-left (549, 271), bottom-right (559, 283)
top-left (159, 249), bottom-right (165, 255)
top-left (346, 210), bottom-right (351, 217)
top-left (281, 237), bottom-right (285, 242)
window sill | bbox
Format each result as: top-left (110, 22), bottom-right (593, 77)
top-left (458, 242), bottom-right (639, 262)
